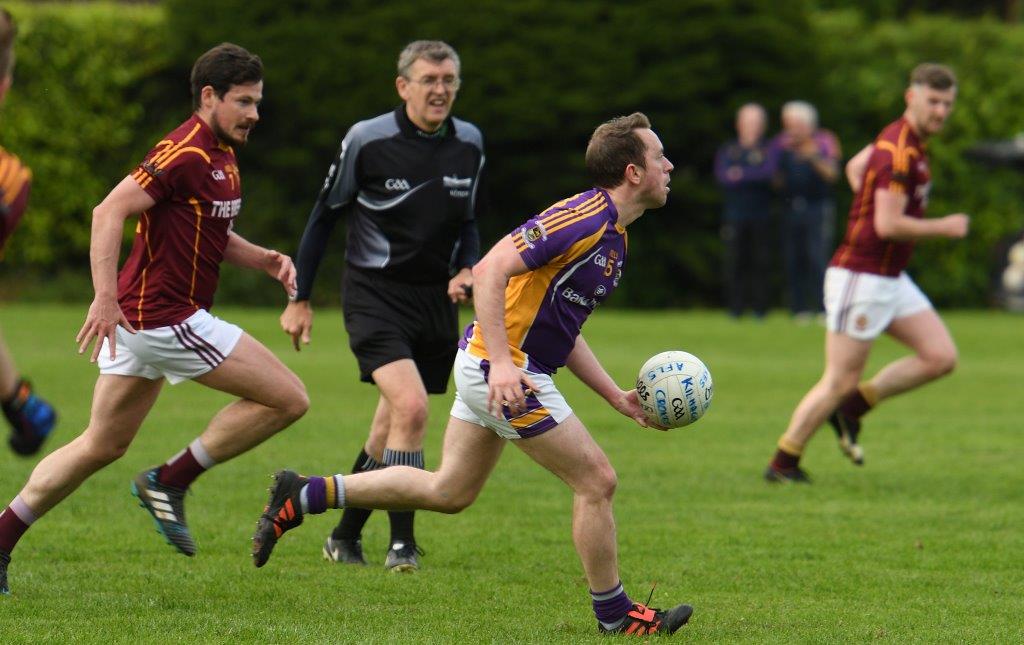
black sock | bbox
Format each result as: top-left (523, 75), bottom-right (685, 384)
top-left (381, 448), bottom-right (425, 547)
top-left (332, 449), bottom-right (381, 541)
top-left (388, 511), bottom-right (415, 546)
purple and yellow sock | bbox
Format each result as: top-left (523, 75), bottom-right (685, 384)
top-left (299, 475), bottom-right (345, 515)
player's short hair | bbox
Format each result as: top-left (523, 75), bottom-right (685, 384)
top-left (190, 43), bottom-right (263, 110)
top-left (782, 101), bottom-right (818, 128)
top-left (0, 8), bottom-right (17, 79)
top-left (910, 63), bottom-right (956, 91)
top-left (585, 112), bottom-right (652, 189)
top-left (397, 40), bottom-right (461, 78)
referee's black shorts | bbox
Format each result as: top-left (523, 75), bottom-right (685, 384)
top-left (341, 267), bottom-right (459, 394)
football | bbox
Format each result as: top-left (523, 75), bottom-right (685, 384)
top-left (635, 350), bottom-right (713, 429)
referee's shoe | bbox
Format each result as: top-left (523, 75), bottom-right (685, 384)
top-left (384, 541), bottom-right (423, 573)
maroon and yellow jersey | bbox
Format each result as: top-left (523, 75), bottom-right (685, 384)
top-left (118, 115), bottom-right (242, 329)
top-left (831, 117), bottom-right (931, 277)
top-left (0, 146), bottom-right (33, 253)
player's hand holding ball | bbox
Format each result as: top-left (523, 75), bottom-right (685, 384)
top-left (635, 351), bottom-right (713, 429)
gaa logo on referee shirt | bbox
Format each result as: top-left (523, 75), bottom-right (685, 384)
top-left (385, 178), bottom-right (411, 191)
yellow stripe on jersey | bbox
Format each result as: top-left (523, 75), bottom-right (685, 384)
top-left (150, 123), bottom-right (201, 167)
top-left (837, 168), bottom-right (876, 267)
top-left (136, 146), bottom-right (212, 190)
top-left (188, 197), bottom-right (204, 307)
top-left (470, 222), bottom-right (609, 366)
top-left (876, 125), bottom-right (920, 193)
top-left (543, 200), bottom-right (608, 237)
top-left (538, 192), bottom-right (604, 228)
top-left (134, 127), bottom-right (206, 190)
top-left (156, 146), bottom-right (211, 170)
top-left (513, 194), bottom-right (607, 252)
top-left (0, 155), bottom-right (30, 206)
top-left (137, 211), bottom-right (154, 330)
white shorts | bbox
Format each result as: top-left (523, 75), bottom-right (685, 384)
top-left (97, 309), bottom-right (243, 384)
top-left (824, 267), bottom-right (932, 340)
top-left (449, 349), bottom-right (572, 440)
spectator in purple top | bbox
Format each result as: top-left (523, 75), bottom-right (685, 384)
top-left (774, 101), bottom-right (841, 321)
top-left (714, 103), bottom-right (776, 319)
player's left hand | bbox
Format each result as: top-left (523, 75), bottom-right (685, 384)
top-left (613, 389), bottom-right (667, 431)
top-left (265, 250), bottom-right (297, 299)
top-left (448, 267), bottom-right (473, 304)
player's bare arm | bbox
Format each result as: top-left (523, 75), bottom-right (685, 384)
top-left (846, 144), bottom-right (873, 192)
top-left (76, 175), bottom-right (154, 362)
top-left (447, 266), bottom-right (473, 304)
top-left (873, 188), bottom-right (969, 240)
top-left (223, 231), bottom-right (296, 297)
top-left (471, 235), bottom-right (538, 417)
top-left (565, 334), bottom-right (653, 429)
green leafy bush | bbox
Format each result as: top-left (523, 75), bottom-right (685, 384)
top-left (1, 1), bottom-right (171, 276)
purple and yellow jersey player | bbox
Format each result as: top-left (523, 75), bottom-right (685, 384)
top-left (460, 189), bottom-right (625, 437)
top-left (253, 113), bottom-right (697, 637)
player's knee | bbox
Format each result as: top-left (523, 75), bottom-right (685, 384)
top-left (581, 463), bottom-right (617, 501)
top-left (824, 372), bottom-right (860, 399)
top-left (391, 395), bottom-right (429, 434)
top-left (926, 348), bottom-right (958, 378)
top-left (281, 383), bottom-right (310, 423)
top-left (435, 492), bottom-right (475, 514)
top-left (82, 432), bottom-right (130, 465)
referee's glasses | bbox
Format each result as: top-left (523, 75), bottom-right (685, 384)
top-left (409, 75), bottom-right (461, 91)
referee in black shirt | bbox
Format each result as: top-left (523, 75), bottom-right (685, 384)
top-left (282, 41), bottom-right (484, 572)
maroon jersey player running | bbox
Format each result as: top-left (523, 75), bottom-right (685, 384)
top-left (0, 43), bottom-right (308, 594)
top-left (766, 63), bottom-right (968, 482)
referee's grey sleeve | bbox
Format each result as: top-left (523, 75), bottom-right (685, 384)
top-left (456, 147), bottom-right (486, 269)
top-left (294, 129), bottom-right (361, 300)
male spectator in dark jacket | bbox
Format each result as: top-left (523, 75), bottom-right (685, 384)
top-left (714, 103), bottom-right (776, 319)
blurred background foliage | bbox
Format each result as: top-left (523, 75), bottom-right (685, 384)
top-left (2, 0), bottom-right (1022, 308)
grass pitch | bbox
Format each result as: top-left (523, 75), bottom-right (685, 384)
top-left (0, 303), bottom-right (1021, 643)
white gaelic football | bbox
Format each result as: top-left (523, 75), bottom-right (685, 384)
top-left (636, 351), bottom-right (713, 429)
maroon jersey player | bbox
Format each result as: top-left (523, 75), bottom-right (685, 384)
top-left (0, 43), bottom-right (309, 595)
top-left (766, 63), bottom-right (968, 482)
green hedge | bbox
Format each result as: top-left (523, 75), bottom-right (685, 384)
top-left (3, 2), bottom-right (1024, 308)
top-left (1, 2), bottom-right (171, 275)
top-left (161, 0), bottom-right (817, 307)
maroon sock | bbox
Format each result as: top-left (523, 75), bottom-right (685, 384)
top-left (840, 388), bottom-right (872, 420)
top-left (157, 445), bottom-right (208, 489)
top-left (771, 448), bottom-right (800, 471)
top-left (0, 501), bottom-right (34, 553)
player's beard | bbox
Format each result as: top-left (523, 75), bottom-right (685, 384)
top-left (211, 115), bottom-right (253, 147)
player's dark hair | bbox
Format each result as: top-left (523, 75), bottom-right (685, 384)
top-left (585, 112), bottom-right (652, 189)
top-left (910, 63), bottom-right (956, 90)
top-left (0, 8), bottom-right (17, 79)
top-left (190, 43), bottom-right (263, 110)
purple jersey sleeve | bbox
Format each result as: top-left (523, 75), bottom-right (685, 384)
top-left (511, 207), bottom-right (608, 270)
